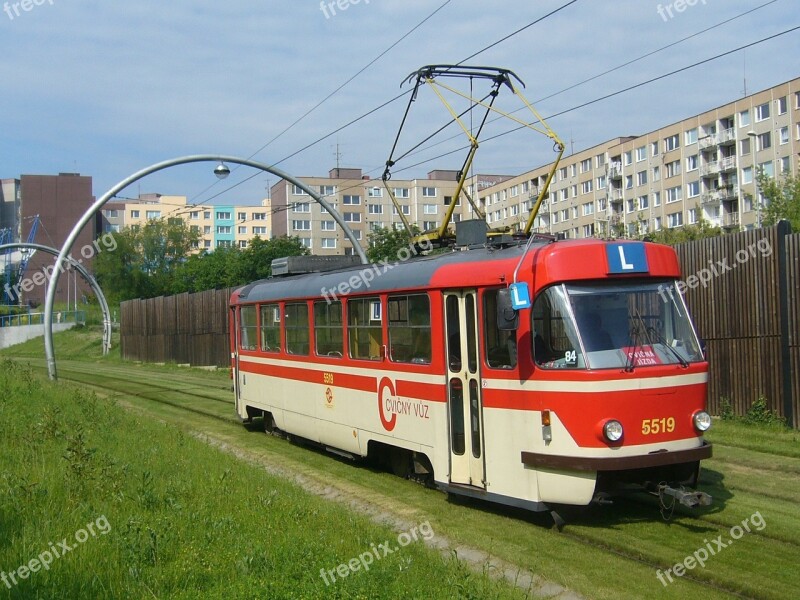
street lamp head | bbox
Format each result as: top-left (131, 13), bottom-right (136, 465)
top-left (747, 130), bottom-right (757, 138)
top-left (214, 162), bottom-right (231, 179)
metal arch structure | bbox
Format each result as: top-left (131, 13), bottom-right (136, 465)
top-left (44, 154), bottom-right (369, 380)
top-left (0, 242), bottom-right (113, 355)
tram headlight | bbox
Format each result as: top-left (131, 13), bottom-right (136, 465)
top-left (602, 419), bottom-right (624, 442)
top-left (693, 410), bottom-right (712, 432)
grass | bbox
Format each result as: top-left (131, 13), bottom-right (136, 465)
top-left (0, 357), bottom-right (529, 599)
top-left (3, 326), bottom-right (800, 599)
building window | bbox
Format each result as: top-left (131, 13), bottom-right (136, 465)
top-left (580, 158), bottom-right (591, 173)
top-left (204, 239), bottom-right (211, 248)
top-left (635, 146), bottom-right (647, 162)
top-left (217, 240), bottom-right (232, 247)
top-left (666, 186), bottom-right (682, 203)
top-left (367, 204), bottom-right (383, 215)
top-left (217, 226), bottom-right (232, 234)
top-left (320, 220), bottom-right (335, 231)
top-left (130, 210), bottom-right (140, 219)
top-left (388, 294), bottom-right (431, 364)
top-left (203, 211), bottom-right (211, 219)
top-left (755, 102), bottom-right (770, 122)
top-left (664, 134), bottom-right (679, 152)
top-left (558, 167), bottom-right (567, 180)
top-left (636, 170), bottom-right (647, 186)
top-left (422, 187), bottom-right (436, 197)
top-left (253, 226), bottom-right (267, 235)
top-left (321, 238), bottom-right (337, 249)
top-left (238, 226), bottom-right (247, 234)
top-left (625, 175), bottom-right (633, 190)
top-left (343, 212), bottom-right (361, 223)
top-left (595, 153), bottom-right (606, 168)
top-left (668, 212), bottom-right (683, 228)
top-left (145, 211), bottom-right (160, 220)
top-left (653, 216), bottom-right (662, 230)
top-left (759, 161), bottom-right (774, 178)
top-left (688, 208), bottom-right (697, 224)
top-left (665, 160), bottom-right (681, 178)
top-left (189, 211), bottom-right (199, 219)
top-left (299, 238), bottom-right (312, 249)
top-left (626, 199), bottom-right (635, 214)
top-left (777, 96), bottom-right (788, 115)
top-left (203, 226), bottom-right (211, 234)
top-left (755, 132), bottom-right (771, 151)
top-left (343, 195), bottom-right (361, 205)
top-left (740, 138), bottom-right (751, 155)
top-left (423, 204), bottom-right (438, 214)
top-left (685, 128), bottom-right (698, 145)
top-left (623, 151), bottom-right (632, 166)
top-left (285, 303), bottom-right (309, 355)
top-left (596, 175), bottom-right (606, 190)
top-left (652, 166), bottom-right (661, 182)
top-left (237, 212), bottom-right (246, 221)
top-left (650, 141), bottom-right (659, 156)
top-left (687, 181), bottom-right (700, 198)
top-left (686, 155), bottom-right (698, 171)
top-left (259, 304), bottom-right (280, 353)
top-left (742, 166), bottom-right (753, 185)
top-left (367, 187), bottom-right (383, 198)
top-left (582, 202), bottom-right (594, 216)
top-left (292, 202), bottom-right (310, 213)
top-left (348, 298), bottom-right (383, 361)
top-left (393, 188), bottom-right (409, 198)
top-left (779, 126), bottom-right (789, 145)
top-left (581, 180), bottom-right (593, 194)
top-left (215, 211), bottom-right (230, 220)
top-left (739, 110), bottom-right (750, 128)
top-left (253, 212), bottom-right (266, 220)
top-left (638, 194), bottom-right (649, 209)
top-left (239, 240), bottom-right (248, 249)
top-left (292, 185), bottom-right (308, 196)
top-left (105, 209), bottom-right (119, 218)
top-left (292, 220), bottom-right (311, 230)
top-left (319, 185), bottom-right (336, 196)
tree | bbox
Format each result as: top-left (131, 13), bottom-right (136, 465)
top-left (238, 236), bottom-right (308, 283)
top-left (644, 211), bottom-right (722, 245)
top-left (366, 226), bottom-right (418, 263)
top-left (94, 220), bottom-right (199, 301)
top-left (756, 169), bottom-right (800, 230)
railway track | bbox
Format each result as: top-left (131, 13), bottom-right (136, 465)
top-left (12, 356), bottom-right (797, 600)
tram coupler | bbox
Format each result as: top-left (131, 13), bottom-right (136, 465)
top-left (653, 484), bottom-right (712, 508)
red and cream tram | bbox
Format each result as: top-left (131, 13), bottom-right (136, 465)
top-left (230, 238), bottom-right (712, 513)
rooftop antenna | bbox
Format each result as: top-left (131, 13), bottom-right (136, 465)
top-left (742, 49), bottom-right (748, 97)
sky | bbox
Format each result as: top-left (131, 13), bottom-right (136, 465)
top-left (1, 0), bottom-right (798, 207)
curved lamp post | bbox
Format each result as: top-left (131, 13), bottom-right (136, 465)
top-left (44, 155), bottom-right (368, 380)
top-left (1, 242), bottom-right (113, 354)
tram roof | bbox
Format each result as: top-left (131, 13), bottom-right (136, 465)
top-left (232, 239), bottom-right (681, 304)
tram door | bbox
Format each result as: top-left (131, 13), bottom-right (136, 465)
top-left (232, 308), bottom-right (242, 410)
top-left (444, 291), bottom-right (485, 488)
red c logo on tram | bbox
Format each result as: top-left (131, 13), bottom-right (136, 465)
top-left (378, 377), bottom-right (397, 432)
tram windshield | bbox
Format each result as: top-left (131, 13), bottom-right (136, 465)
top-left (532, 282), bottom-right (703, 370)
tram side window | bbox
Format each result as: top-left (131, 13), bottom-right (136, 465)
top-left (314, 301), bottom-right (343, 357)
top-left (348, 297), bottom-right (383, 361)
top-left (388, 294), bottom-right (431, 364)
top-left (239, 306), bottom-right (258, 351)
top-left (260, 304), bottom-right (280, 353)
top-left (285, 303), bottom-right (310, 355)
top-left (483, 290), bottom-right (517, 369)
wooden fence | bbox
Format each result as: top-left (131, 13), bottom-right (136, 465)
top-left (674, 222), bottom-right (797, 427)
top-left (120, 288), bottom-right (232, 368)
top-left (120, 223), bottom-right (798, 427)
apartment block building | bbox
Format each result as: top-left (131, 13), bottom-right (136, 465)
top-left (269, 168), bottom-right (512, 256)
top-left (479, 77), bottom-right (800, 239)
top-left (101, 194), bottom-right (272, 251)
top-left (0, 173), bottom-right (98, 304)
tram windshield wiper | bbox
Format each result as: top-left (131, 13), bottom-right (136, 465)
top-left (646, 326), bottom-right (690, 368)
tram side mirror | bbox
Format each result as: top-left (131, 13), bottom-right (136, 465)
top-left (496, 289), bottom-right (519, 331)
